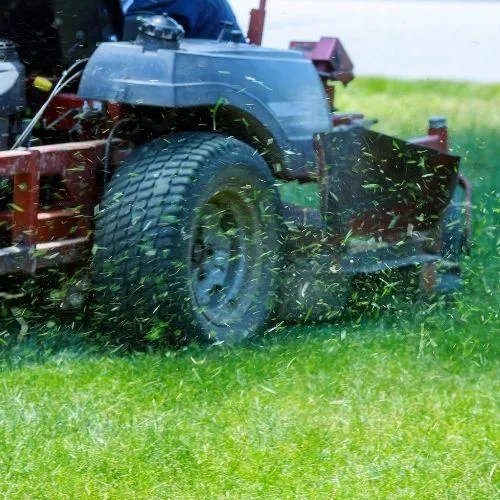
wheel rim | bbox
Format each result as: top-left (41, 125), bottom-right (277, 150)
top-left (190, 189), bottom-right (262, 327)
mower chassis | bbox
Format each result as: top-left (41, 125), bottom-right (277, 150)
top-left (0, 117), bottom-right (470, 280)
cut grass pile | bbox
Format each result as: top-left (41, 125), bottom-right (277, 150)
top-left (0, 78), bottom-right (498, 498)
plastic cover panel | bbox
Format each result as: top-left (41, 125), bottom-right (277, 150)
top-left (79, 39), bottom-right (333, 176)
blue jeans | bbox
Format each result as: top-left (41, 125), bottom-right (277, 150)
top-left (123, 0), bottom-right (245, 41)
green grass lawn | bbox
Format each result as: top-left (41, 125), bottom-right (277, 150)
top-left (0, 79), bottom-right (498, 498)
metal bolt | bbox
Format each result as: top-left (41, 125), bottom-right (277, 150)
top-left (429, 116), bottom-right (447, 129)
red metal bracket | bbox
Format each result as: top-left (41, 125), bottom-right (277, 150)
top-left (410, 117), bottom-right (449, 154)
top-left (248, 0), bottom-right (267, 46)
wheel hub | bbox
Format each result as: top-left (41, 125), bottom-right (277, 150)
top-left (191, 192), bottom-right (257, 326)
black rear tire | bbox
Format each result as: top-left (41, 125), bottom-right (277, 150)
top-left (92, 133), bottom-right (282, 344)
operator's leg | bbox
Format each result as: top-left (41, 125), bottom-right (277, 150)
top-left (123, 0), bottom-right (245, 41)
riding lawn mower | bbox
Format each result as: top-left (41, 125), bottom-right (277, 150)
top-left (0, 0), bottom-right (471, 343)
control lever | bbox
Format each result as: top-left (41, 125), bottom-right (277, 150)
top-left (217, 21), bottom-right (234, 42)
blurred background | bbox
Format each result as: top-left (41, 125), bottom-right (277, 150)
top-left (233, 0), bottom-right (500, 82)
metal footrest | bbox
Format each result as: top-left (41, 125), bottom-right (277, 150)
top-left (0, 237), bottom-right (89, 276)
top-left (341, 247), bottom-right (440, 274)
top-left (0, 245), bottom-right (32, 275)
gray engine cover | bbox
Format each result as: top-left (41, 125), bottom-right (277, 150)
top-left (78, 39), bottom-right (332, 176)
top-left (0, 44), bottom-right (25, 149)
